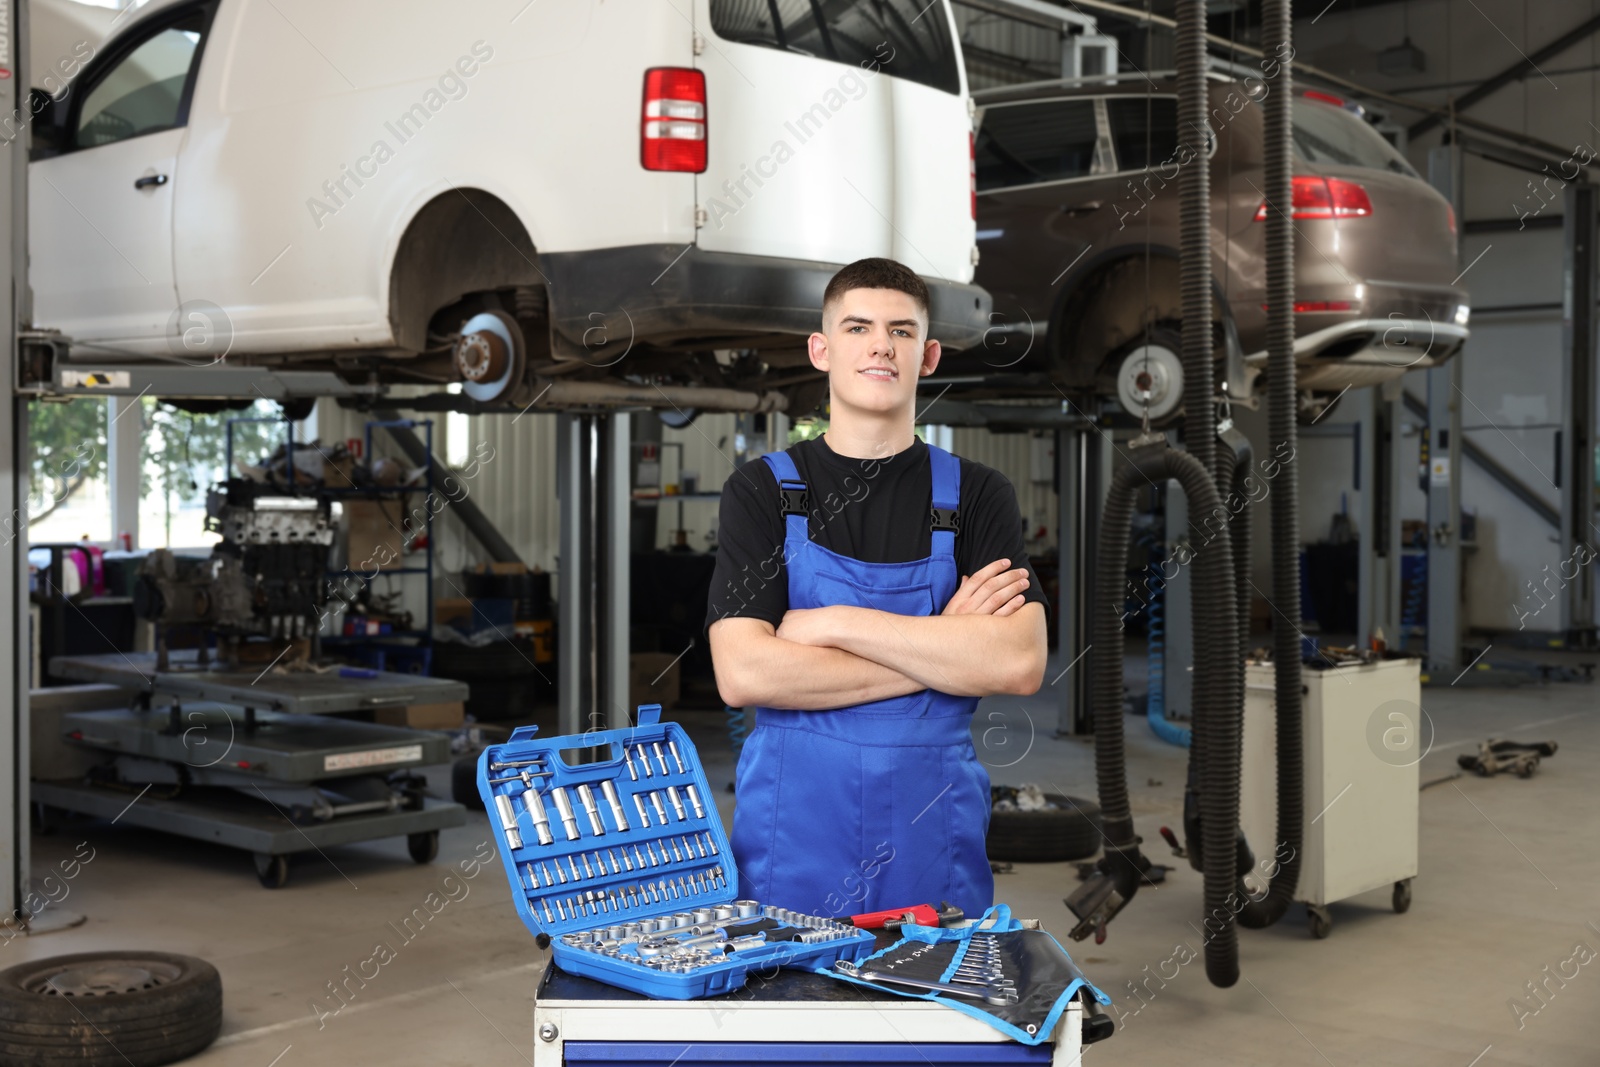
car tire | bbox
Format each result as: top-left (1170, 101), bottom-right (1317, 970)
top-left (986, 792), bottom-right (1103, 863)
top-left (0, 951), bottom-right (222, 1067)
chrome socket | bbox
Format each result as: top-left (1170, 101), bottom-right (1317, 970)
top-left (493, 795), bottom-right (524, 851)
top-left (550, 787), bottom-right (581, 841)
top-left (684, 783), bottom-right (706, 820)
top-left (665, 786), bottom-right (687, 822)
top-left (576, 783), bottom-right (606, 837)
top-left (667, 740), bottom-right (687, 774)
top-left (522, 788), bottom-right (554, 845)
top-left (600, 779), bottom-right (631, 832)
top-left (633, 793), bottom-right (652, 828)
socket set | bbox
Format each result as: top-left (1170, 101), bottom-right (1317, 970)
top-left (478, 705), bottom-right (874, 999)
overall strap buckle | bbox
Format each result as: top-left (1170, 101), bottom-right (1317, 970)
top-left (779, 485), bottom-right (810, 517)
top-left (930, 507), bottom-right (960, 533)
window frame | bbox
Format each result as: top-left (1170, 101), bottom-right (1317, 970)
top-left (1101, 93), bottom-right (1182, 176)
top-left (973, 95), bottom-right (1114, 195)
top-left (62, 0), bottom-right (219, 156)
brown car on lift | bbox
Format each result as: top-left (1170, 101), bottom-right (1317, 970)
top-left (959, 77), bottom-right (1469, 421)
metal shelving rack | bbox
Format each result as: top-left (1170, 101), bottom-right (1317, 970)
top-left (226, 416), bottom-right (439, 674)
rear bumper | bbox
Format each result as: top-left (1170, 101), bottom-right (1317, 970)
top-left (1238, 281), bottom-right (1470, 391)
top-left (540, 245), bottom-right (991, 359)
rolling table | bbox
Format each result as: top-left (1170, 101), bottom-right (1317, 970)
top-left (35, 652), bottom-right (471, 887)
top-left (532, 932), bottom-right (1089, 1067)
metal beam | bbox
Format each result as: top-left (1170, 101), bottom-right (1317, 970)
top-left (1447, 130), bottom-right (1596, 181)
top-left (1400, 391), bottom-right (1559, 529)
top-left (1054, 0), bottom-right (1590, 163)
top-left (48, 365), bottom-right (373, 401)
top-left (916, 397), bottom-right (1095, 429)
top-left (374, 409), bottom-right (524, 565)
top-left (1409, 12), bottom-right (1600, 140)
top-left (952, 0), bottom-right (1098, 33)
top-left (1559, 183), bottom-right (1598, 641)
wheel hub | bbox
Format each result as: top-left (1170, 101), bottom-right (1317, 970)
top-left (31, 961), bottom-right (179, 997)
top-left (454, 329), bottom-right (509, 384)
top-left (1116, 343), bottom-right (1183, 421)
top-left (453, 311), bottom-right (525, 403)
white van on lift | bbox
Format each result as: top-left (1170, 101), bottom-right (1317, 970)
top-left (25, 0), bottom-right (987, 414)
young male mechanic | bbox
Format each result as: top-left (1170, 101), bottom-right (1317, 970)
top-left (706, 258), bottom-right (1049, 923)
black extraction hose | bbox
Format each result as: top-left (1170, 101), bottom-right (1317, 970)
top-left (1174, 0), bottom-right (1248, 988)
top-left (1176, 0), bottom-right (1215, 482)
top-left (1066, 0), bottom-right (1302, 990)
top-left (1235, 0), bottom-right (1304, 933)
top-left (1070, 443), bottom-right (1239, 984)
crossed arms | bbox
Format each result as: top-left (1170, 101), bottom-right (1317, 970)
top-left (709, 559), bottom-right (1048, 710)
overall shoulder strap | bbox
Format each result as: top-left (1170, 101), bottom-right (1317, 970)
top-left (927, 445), bottom-right (961, 559)
top-left (760, 451), bottom-right (809, 547)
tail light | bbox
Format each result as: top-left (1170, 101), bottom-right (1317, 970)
top-left (1446, 203), bottom-right (1457, 234)
top-left (969, 132), bottom-right (977, 219)
top-left (642, 68), bottom-right (706, 173)
top-left (1259, 301), bottom-right (1357, 313)
top-left (1254, 175), bottom-right (1373, 220)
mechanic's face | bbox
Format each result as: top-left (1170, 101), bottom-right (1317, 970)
top-left (809, 288), bottom-right (940, 416)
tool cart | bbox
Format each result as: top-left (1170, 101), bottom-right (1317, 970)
top-left (35, 650), bottom-right (468, 887)
top-left (478, 706), bottom-right (1109, 1064)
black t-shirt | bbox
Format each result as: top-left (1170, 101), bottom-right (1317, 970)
top-left (705, 436), bottom-right (1048, 630)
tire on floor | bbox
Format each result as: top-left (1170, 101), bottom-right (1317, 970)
top-left (986, 791), bottom-right (1103, 863)
top-left (0, 951), bottom-right (222, 1067)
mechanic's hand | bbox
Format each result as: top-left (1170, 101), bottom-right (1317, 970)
top-left (776, 607), bottom-right (832, 646)
top-left (943, 558), bottom-right (1030, 617)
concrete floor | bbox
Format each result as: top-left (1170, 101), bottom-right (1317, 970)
top-left (14, 657), bottom-right (1598, 1066)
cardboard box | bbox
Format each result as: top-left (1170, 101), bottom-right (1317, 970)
top-left (435, 598), bottom-right (473, 627)
top-left (372, 701), bottom-right (465, 730)
top-left (346, 498), bottom-right (408, 571)
top-left (629, 652), bottom-right (680, 712)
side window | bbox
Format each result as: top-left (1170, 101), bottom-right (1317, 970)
top-left (975, 100), bottom-right (1099, 192)
top-left (74, 9), bottom-right (208, 150)
top-left (1105, 97), bottom-right (1179, 172)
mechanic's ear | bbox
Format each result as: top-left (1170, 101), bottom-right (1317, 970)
top-left (919, 338), bottom-right (942, 376)
top-left (808, 331), bottom-right (830, 372)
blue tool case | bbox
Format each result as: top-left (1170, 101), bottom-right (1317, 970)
top-left (477, 705), bottom-right (876, 1000)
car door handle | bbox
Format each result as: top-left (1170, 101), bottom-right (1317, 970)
top-left (134, 174), bottom-right (169, 190)
top-left (1060, 201), bottom-right (1102, 217)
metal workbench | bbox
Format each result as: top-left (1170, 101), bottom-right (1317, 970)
top-left (532, 949), bottom-right (1088, 1066)
top-left (36, 653), bottom-right (471, 887)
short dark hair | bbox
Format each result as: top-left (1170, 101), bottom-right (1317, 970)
top-left (821, 258), bottom-right (930, 326)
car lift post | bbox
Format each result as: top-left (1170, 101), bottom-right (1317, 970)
top-left (3, 0), bottom-right (29, 929)
top-left (1055, 421), bottom-right (1104, 736)
top-left (1357, 383), bottom-right (1405, 650)
top-left (557, 413), bottom-right (630, 739)
top-left (1559, 182), bottom-right (1598, 647)
top-left (1424, 145), bottom-right (1464, 675)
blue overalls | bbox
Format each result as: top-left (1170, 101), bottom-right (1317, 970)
top-left (729, 444), bottom-right (995, 922)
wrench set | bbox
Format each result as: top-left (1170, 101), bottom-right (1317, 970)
top-left (478, 706), bottom-right (874, 999)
